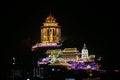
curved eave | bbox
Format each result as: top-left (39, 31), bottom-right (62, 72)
top-left (40, 26), bottom-right (61, 28)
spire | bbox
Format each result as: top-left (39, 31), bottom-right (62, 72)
top-left (49, 12), bottom-right (52, 17)
top-left (47, 12), bottom-right (54, 18)
top-left (83, 43), bottom-right (87, 49)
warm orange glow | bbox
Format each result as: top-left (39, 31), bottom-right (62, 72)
top-left (32, 15), bottom-right (62, 49)
top-left (41, 15), bottom-right (61, 44)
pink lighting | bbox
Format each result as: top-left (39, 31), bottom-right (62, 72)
top-left (37, 56), bottom-right (99, 70)
top-left (37, 44), bottom-right (101, 71)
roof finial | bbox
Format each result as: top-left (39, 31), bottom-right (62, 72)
top-left (49, 12), bottom-right (53, 17)
top-left (83, 43), bottom-right (87, 49)
top-left (50, 12), bottom-right (52, 16)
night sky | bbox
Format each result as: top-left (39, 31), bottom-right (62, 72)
top-left (1, 0), bottom-right (117, 77)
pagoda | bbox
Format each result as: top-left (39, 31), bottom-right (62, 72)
top-left (32, 14), bottom-right (62, 50)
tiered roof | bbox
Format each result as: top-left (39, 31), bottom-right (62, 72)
top-left (62, 48), bottom-right (79, 53)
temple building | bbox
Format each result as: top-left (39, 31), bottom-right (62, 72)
top-left (32, 15), bottom-right (102, 79)
top-left (59, 48), bottom-right (80, 61)
top-left (32, 14), bottom-right (62, 50)
top-left (37, 43), bottom-right (99, 70)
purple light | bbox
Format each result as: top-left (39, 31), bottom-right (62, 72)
top-left (67, 61), bottom-right (98, 70)
top-left (32, 43), bottom-right (62, 48)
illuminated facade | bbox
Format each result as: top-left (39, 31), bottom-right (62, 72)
top-left (60, 48), bottom-right (80, 61)
top-left (41, 15), bottom-right (61, 44)
top-left (32, 15), bottom-right (62, 50)
top-left (81, 43), bottom-right (89, 60)
top-left (37, 44), bottom-right (100, 70)
top-left (31, 14), bottom-right (100, 71)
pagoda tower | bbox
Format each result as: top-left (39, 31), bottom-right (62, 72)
top-left (32, 14), bottom-right (62, 50)
top-left (41, 14), bottom-right (61, 44)
top-left (81, 43), bottom-right (89, 60)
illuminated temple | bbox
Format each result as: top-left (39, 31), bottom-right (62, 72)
top-left (37, 43), bottom-right (100, 70)
top-left (32, 14), bottom-right (62, 50)
top-left (32, 14), bottom-right (100, 70)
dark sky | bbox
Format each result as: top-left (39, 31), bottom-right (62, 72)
top-left (1, 0), bottom-right (117, 73)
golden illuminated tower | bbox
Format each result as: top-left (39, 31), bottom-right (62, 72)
top-left (32, 14), bottom-right (62, 50)
top-left (40, 15), bottom-right (61, 44)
